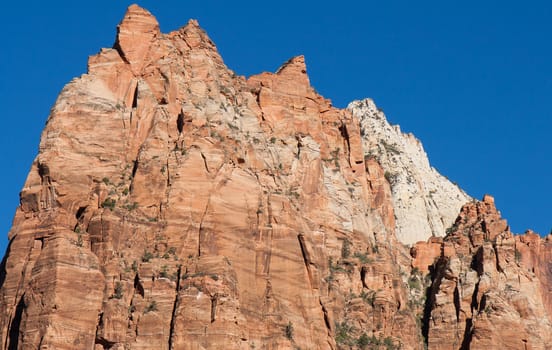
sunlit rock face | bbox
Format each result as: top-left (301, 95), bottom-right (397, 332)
top-left (1, 5), bottom-right (551, 350)
top-left (348, 99), bottom-right (471, 245)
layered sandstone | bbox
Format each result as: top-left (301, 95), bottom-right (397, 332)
top-left (1, 5), bottom-right (551, 350)
top-left (0, 5), bottom-right (419, 350)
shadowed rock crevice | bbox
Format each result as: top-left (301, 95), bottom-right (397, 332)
top-left (460, 318), bottom-right (473, 350)
top-left (7, 297), bottom-right (24, 350)
top-left (131, 84), bottom-right (139, 109)
top-left (422, 258), bottom-right (447, 346)
top-left (133, 274), bottom-right (144, 298)
top-left (168, 265), bottom-right (181, 350)
top-left (0, 239), bottom-right (12, 290)
top-left (338, 123), bottom-right (351, 160)
top-left (176, 111), bottom-right (184, 134)
top-left (297, 234), bottom-right (314, 288)
top-left (453, 284), bottom-right (461, 321)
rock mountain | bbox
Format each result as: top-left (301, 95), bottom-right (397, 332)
top-left (1, 5), bottom-right (550, 350)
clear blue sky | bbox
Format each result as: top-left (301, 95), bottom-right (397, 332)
top-left (1, 1), bottom-right (550, 258)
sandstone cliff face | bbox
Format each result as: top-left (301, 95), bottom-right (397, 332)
top-left (0, 5), bottom-right (419, 350)
top-left (411, 195), bottom-right (552, 349)
top-left (1, 5), bottom-right (551, 350)
top-left (348, 99), bottom-right (472, 245)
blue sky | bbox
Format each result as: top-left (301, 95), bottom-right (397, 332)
top-left (0, 1), bottom-right (550, 257)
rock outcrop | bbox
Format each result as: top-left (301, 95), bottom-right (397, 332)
top-left (411, 195), bottom-right (552, 349)
top-left (0, 5), bottom-right (551, 350)
top-left (348, 99), bottom-right (471, 245)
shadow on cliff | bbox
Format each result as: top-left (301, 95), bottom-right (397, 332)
top-left (0, 240), bottom-right (24, 350)
top-left (421, 256), bottom-right (447, 347)
top-left (0, 239), bottom-right (11, 289)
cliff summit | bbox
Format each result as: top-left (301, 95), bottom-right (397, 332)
top-left (0, 5), bottom-right (550, 350)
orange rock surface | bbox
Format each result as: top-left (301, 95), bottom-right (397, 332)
top-left (1, 5), bottom-right (551, 350)
top-left (414, 195), bottom-right (552, 349)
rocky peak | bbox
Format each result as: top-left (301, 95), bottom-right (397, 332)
top-left (275, 55), bottom-right (310, 87)
top-left (447, 194), bottom-right (510, 247)
top-left (0, 7), bottom-right (414, 349)
top-left (1, 5), bottom-right (551, 350)
top-left (176, 18), bottom-right (218, 50)
top-left (409, 195), bottom-right (552, 349)
top-left (115, 4), bottom-right (160, 75)
top-left (348, 98), bottom-right (472, 245)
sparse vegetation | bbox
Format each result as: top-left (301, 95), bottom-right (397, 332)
top-left (285, 321), bottom-right (294, 340)
top-left (384, 171), bottom-right (399, 187)
top-left (160, 265), bottom-right (169, 278)
top-left (112, 282), bottom-right (123, 299)
top-left (124, 202), bottom-right (138, 211)
top-left (515, 249), bottom-right (522, 263)
top-left (356, 334), bottom-right (399, 350)
top-left (287, 189), bottom-right (300, 199)
top-left (101, 198), bottom-right (116, 210)
top-left (326, 257), bottom-right (346, 283)
top-left (354, 252), bottom-right (371, 264)
top-left (329, 257), bottom-right (346, 273)
top-left (381, 140), bottom-right (401, 155)
top-left (144, 300), bottom-right (158, 313)
top-left (334, 321), bottom-right (354, 346)
top-left (102, 177), bottom-right (110, 185)
top-left (341, 239), bottom-right (351, 259)
top-left (357, 333), bottom-right (370, 348)
top-left (142, 250), bottom-right (154, 262)
top-left (408, 276), bottom-right (421, 290)
top-left (383, 336), bottom-right (397, 350)
top-left (360, 290), bottom-right (376, 306)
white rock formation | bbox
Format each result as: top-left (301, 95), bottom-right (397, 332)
top-left (348, 98), bottom-right (471, 245)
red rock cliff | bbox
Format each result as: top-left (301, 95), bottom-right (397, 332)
top-left (1, 5), bottom-right (551, 350)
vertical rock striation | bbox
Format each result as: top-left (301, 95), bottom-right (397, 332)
top-left (0, 5), bottom-right (418, 349)
top-left (412, 195), bottom-right (552, 349)
top-left (0, 5), bottom-right (551, 350)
